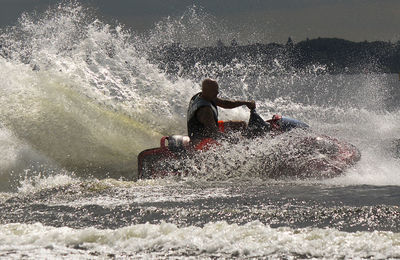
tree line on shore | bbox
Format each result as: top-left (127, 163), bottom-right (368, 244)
top-left (153, 37), bottom-right (400, 75)
top-left (1, 36), bottom-right (399, 75)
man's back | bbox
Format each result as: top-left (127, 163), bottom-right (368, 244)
top-left (187, 92), bottom-right (219, 141)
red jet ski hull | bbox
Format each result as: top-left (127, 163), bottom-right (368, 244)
top-left (137, 134), bottom-right (361, 179)
top-left (137, 112), bottom-right (361, 179)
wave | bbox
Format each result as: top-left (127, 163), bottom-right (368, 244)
top-left (0, 3), bottom-right (399, 188)
top-left (0, 221), bottom-right (399, 259)
top-left (0, 58), bottom-right (161, 179)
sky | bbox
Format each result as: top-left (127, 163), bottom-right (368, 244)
top-left (0, 0), bottom-right (399, 44)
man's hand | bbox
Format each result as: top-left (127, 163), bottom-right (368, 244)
top-left (246, 100), bottom-right (256, 110)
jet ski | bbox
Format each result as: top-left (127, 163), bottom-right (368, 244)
top-left (137, 110), bottom-right (361, 179)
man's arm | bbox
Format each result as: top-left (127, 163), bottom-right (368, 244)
top-left (215, 98), bottom-right (256, 110)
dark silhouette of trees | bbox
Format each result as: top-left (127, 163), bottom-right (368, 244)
top-left (231, 39), bottom-right (238, 47)
top-left (216, 39), bottom-right (224, 48)
top-left (286, 37), bottom-right (294, 49)
top-left (151, 37), bottom-right (400, 75)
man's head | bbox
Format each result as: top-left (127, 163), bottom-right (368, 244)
top-left (201, 79), bottom-right (219, 101)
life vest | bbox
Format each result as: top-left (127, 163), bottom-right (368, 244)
top-left (187, 92), bottom-right (219, 141)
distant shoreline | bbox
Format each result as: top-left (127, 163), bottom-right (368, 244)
top-left (1, 36), bottom-right (399, 74)
top-left (153, 37), bottom-right (400, 74)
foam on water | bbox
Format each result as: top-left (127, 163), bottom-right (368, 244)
top-left (0, 58), bottom-right (163, 179)
top-left (0, 222), bottom-right (399, 259)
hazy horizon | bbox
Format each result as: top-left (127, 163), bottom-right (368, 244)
top-left (0, 0), bottom-right (399, 44)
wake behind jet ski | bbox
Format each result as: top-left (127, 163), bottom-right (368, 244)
top-left (137, 110), bottom-right (361, 179)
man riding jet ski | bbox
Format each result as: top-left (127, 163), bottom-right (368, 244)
top-left (137, 79), bottom-right (360, 179)
top-left (187, 78), bottom-right (256, 150)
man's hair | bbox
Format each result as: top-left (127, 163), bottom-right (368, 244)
top-left (201, 78), bottom-right (218, 90)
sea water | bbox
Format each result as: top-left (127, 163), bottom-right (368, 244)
top-left (0, 3), bottom-right (400, 259)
